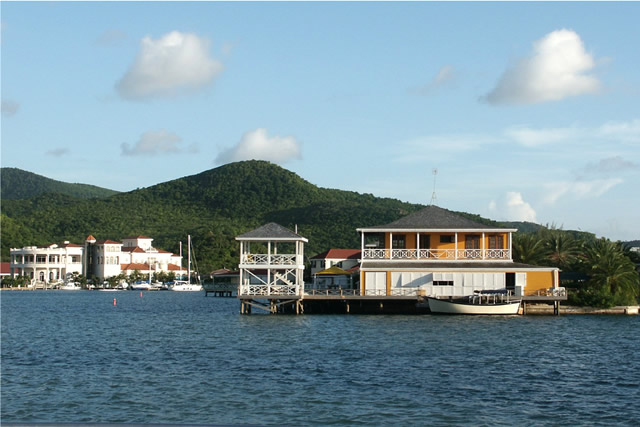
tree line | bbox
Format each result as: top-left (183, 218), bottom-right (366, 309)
top-left (513, 227), bottom-right (639, 307)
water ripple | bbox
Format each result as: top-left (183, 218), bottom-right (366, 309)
top-left (2, 291), bottom-right (639, 425)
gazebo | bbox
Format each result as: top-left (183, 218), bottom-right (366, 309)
top-left (235, 223), bottom-right (308, 314)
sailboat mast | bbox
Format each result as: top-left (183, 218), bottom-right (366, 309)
top-left (188, 235), bottom-right (191, 284)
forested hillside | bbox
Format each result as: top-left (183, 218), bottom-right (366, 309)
top-left (1, 161), bottom-right (423, 270)
top-left (2, 160), bottom-right (607, 272)
top-left (1, 168), bottom-right (119, 200)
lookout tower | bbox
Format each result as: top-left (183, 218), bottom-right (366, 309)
top-left (235, 223), bottom-right (308, 314)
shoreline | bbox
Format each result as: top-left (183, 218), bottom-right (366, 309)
top-left (2, 287), bottom-right (638, 315)
top-left (525, 304), bottom-right (639, 315)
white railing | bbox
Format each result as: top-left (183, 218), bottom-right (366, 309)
top-left (239, 284), bottom-right (298, 296)
top-left (241, 254), bottom-right (298, 265)
top-left (362, 248), bottom-right (511, 260)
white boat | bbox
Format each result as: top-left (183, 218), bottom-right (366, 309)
top-left (169, 235), bottom-right (202, 292)
top-left (427, 296), bottom-right (521, 315)
top-left (59, 282), bottom-right (82, 291)
top-left (130, 282), bottom-right (152, 290)
top-left (170, 280), bottom-right (203, 292)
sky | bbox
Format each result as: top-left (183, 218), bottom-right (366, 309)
top-left (1, 1), bottom-right (639, 241)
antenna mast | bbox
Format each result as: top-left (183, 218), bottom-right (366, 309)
top-left (429, 168), bottom-right (438, 206)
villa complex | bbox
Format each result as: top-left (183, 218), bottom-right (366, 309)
top-left (9, 235), bottom-right (185, 284)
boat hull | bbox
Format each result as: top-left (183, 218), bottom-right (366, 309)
top-left (427, 297), bottom-right (521, 315)
top-left (170, 284), bottom-right (203, 292)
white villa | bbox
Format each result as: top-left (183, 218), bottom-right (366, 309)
top-left (9, 242), bottom-right (84, 283)
top-left (10, 235), bottom-right (186, 284)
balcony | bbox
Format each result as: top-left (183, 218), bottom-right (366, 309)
top-left (240, 253), bottom-right (300, 266)
top-left (362, 248), bottom-right (511, 261)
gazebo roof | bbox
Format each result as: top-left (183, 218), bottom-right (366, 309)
top-left (235, 222), bottom-right (308, 242)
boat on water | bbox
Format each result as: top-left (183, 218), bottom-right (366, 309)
top-left (130, 282), bottom-right (152, 291)
top-left (170, 280), bottom-right (203, 292)
top-left (427, 294), bottom-right (521, 315)
top-left (169, 235), bottom-right (202, 292)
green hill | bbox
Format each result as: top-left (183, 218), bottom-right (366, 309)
top-left (1, 161), bottom-right (424, 270)
top-left (1, 160), bottom-right (593, 273)
top-left (1, 167), bottom-right (119, 200)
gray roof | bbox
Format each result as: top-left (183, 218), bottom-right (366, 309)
top-left (236, 222), bottom-right (308, 242)
top-left (359, 205), bottom-right (513, 231)
top-left (361, 261), bottom-right (558, 271)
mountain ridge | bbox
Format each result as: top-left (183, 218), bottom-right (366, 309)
top-left (1, 167), bottom-right (119, 200)
top-left (0, 160), bottom-right (599, 271)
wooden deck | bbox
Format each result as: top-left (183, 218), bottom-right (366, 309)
top-left (236, 288), bottom-right (567, 315)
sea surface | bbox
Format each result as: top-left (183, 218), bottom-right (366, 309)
top-left (1, 291), bottom-right (639, 426)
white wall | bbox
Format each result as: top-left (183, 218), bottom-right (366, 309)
top-left (390, 271), bottom-right (509, 297)
top-left (364, 272), bottom-right (386, 295)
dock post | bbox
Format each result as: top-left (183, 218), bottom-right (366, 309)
top-left (346, 302), bottom-right (350, 314)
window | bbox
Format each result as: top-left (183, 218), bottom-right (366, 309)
top-left (392, 234), bottom-right (406, 249)
top-left (36, 255), bottom-right (46, 263)
top-left (465, 235), bottom-right (480, 249)
top-left (419, 234), bottom-right (431, 249)
top-left (440, 235), bottom-right (454, 243)
top-left (489, 235), bottom-right (504, 249)
top-left (433, 280), bottom-right (454, 286)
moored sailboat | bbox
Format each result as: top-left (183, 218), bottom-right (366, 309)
top-left (170, 235), bottom-right (202, 292)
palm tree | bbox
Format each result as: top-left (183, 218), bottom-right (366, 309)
top-left (582, 238), bottom-right (639, 306)
top-left (542, 230), bottom-right (581, 269)
top-left (512, 233), bottom-right (548, 265)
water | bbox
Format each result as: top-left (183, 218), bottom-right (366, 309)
top-left (1, 291), bottom-right (639, 426)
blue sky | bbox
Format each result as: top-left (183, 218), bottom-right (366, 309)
top-left (2, 2), bottom-right (639, 241)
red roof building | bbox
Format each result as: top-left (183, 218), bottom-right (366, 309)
top-left (309, 249), bottom-right (361, 275)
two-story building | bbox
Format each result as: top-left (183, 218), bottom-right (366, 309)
top-left (357, 205), bottom-right (559, 297)
top-left (9, 242), bottom-right (84, 283)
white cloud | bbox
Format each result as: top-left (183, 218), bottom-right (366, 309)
top-left (484, 29), bottom-right (601, 104)
top-left (216, 128), bottom-right (302, 165)
top-left (121, 130), bottom-right (190, 156)
top-left (116, 31), bottom-right (223, 100)
top-left (543, 178), bottom-right (623, 204)
top-left (597, 119), bottom-right (640, 144)
top-left (504, 119), bottom-right (640, 148)
top-left (1, 99), bottom-right (19, 117)
top-left (411, 65), bottom-right (456, 96)
top-left (489, 192), bottom-right (537, 222)
top-left (504, 125), bottom-right (581, 147)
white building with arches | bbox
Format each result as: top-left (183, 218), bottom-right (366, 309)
top-left (10, 235), bottom-right (185, 284)
top-left (10, 242), bottom-right (83, 283)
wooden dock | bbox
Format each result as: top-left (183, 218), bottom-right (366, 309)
top-left (204, 282), bottom-right (236, 297)
top-left (236, 288), bottom-right (568, 315)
